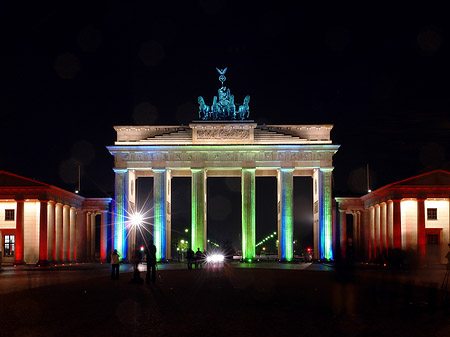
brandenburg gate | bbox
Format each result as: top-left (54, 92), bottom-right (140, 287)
top-left (107, 69), bottom-right (339, 262)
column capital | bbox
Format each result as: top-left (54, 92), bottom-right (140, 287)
top-left (15, 197), bottom-right (25, 202)
top-left (319, 167), bottom-right (334, 173)
top-left (113, 169), bottom-right (128, 174)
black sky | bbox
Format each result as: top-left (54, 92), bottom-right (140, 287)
top-left (2, 2), bottom-right (450, 248)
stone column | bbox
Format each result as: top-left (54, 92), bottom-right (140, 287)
top-left (154, 169), bottom-right (168, 261)
top-left (319, 168), bottom-right (333, 260)
top-left (86, 212), bottom-right (91, 260)
top-left (55, 203), bottom-right (63, 262)
top-left (369, 206), bottom-right (375, 260)
top-left (375, 204), bottom-right (381, 257)
top-left (47, 201), bottom-right (56, 263)
top-left (387, 200), bottom-right (394, 250)
top-left (380, 203), bottom-right (387, 255)
top-left (70, 207), bottom-right (76, 261)
top-left (38, 200), bottom-right (48, 264)
top-left (242, 168), bottom-right (256, 261)
top-left (191, 169), bottom-right (207, 254)
top-left (357, 211), bottom-right (362, 258)
top-left (76, 210), bottom-right (85, 262)
top-left (90, 212), bottom-right (96, 260)
top-left (100, 210), bottom-right (108, 263)
top-left (14, 199), bottom-right (25, 264)
top-left (166, 171), bottom-right (172, 260)
top-left (339, 210), bottom-right (346, 260)
top-left (417, 198), bottom-right (426, 262)
top-left (114, 169), bottom-right (128, 259)
top-left (312, 169), bottom-right (320, 260)
top-left (63, 205), bottom-right (70, 262)
top-left (392, 199), bottom-right (402, 249)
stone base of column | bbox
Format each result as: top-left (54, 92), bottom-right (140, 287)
top-left (14, 260), bottom-right (25, 265)
top-left (37, 260), bottom-right (49, 266)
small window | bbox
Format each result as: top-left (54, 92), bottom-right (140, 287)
top-left (4, 235), bottom-right (15, 256)
top-left (427, 208), bottom-right (437, 220)
top-left (5, 209), bottom-right (15, 221)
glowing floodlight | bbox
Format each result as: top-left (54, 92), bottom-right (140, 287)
top-left (206, 254), bottom-right (225, 263)
top-left (130, 212), bottom-right (143, 227)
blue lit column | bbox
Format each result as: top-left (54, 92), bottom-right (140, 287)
top-left (319, 168), bottom-right (333, 260)
top-left (191, 169), bottom-right (206, 253)
top-left (114, 169), bottom-right (128, 260)
top-left (153, 169), bottom-right (168, 261)
top-left (278, 168), bottom-right (294, 261)
top-left (242, 168), bottom-right (256, 261)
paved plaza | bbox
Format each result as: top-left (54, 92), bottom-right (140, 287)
top-left (1, 262), bottom-right (450, 336)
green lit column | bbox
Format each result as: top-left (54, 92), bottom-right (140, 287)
top-left (191, 169), bottom-right (206, 252)
top-left (278, 169), bottom-right (294, 261)
top-left (242, 168), bottom-right (256, 261)
top-left (320, 168), bottom-right (333, 260)
top-left (153, 169), bottom-right (168, 261)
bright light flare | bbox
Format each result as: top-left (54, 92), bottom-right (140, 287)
top-left (130, 212), bottom-right (144, 227)
top-left (206, 254), bottom-right (224, 263)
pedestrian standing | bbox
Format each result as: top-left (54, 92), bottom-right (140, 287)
top-left (111, 249), bottom-right (120, 280)
top-left (186, 248), bottom-right (194, 270)
top-left (146, 240), bottom-right (157, 285)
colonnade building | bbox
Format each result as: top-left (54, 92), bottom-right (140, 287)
top-left (0, 171), bottom-right (111, 265)
top-left (336, 170), bottom-right (450, 264)
top-left (107, 122), bottom-right (340, 262)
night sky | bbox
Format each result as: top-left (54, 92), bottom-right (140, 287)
top-left (2, 2), bottom-right (450, 250)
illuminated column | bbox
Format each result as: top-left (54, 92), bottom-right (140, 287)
top-left (319, 168), bottom-right (333, 260)
top-left (63, 205), bottom-right (70, 262)
top-left (100, 210), bottom-right (108, 262)
top-left (191, 169), bottom-right (207, 255)
top-left (55, 203), bottom-right (63, 262)
top-left (392, 199), bottom-right (402, 249)
top-left (312, 169), bottom-right (320, 260)
top-left (14, 199), bottom-right (25, 264)
top-left (387, 200), bottom-right (394, 250)
top-left (47, 201), bottom-right (56, 262)
top-left (76, 210), bottom-right (85, 262)
top-left (356, 211), bottom-right (362, 257)
top-left (86, 211), bottom-right (91, 260)
top-left (242, 168), bottom-right (256, 261)
top-left (114, 169), bottom-right (128, 259)
top-left (369, 206), bottom-right (375, 260)
top-left (375, 204), bottom-right (380, 257)
top-left (380, 202), bottom-right (387, 255)
top-left (339, 210), bottom-right (346, 260)
top-left (166, 171), bottom-right (172, 260)
top-left (417, 198), bottom-right (426, 261)
top-left (38, 200), bottom-right (48, 264)
top-left (69, 207), bottom-right (76, 261)
top-left (154, 169), bottom-right (168, 261)
top-left (352, 212), bottom-right (358, 254)
top-left (90, 212), bottom-right (96, 260)
top-left (362, 209), bottom-right (370, 261)
top-left (278, 169), bottom-right (294, 261)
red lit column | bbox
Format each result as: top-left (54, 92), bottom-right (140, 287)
top-left (55, 203), bottom-right (63, 262)
top-left (393, 199), bottom-right (402, 249)
top-left (63, 205), bottom-right (70, 262)
top-left (90, 212), bottom-right (96, 261)
top-left (86, 212), bottom-right (91, 261)
top-left (14, 199), bottom-right (25, 264)
top-left (38, 200), bottom-right (48, 264)
top-left (369, 206), bottom-right (375, 260)
top-left (339, 210), bottom-right (346, 260)
top-left (100, 210), bottom-right (108, 262)
top-left (69, 207), bottom-right (76, 262)
top-left (76, 210), bottom-right (85, 262)
top-left (47, 201), bottom-right (56, 263)
top-left (417, 198), bottom-right (426, 262)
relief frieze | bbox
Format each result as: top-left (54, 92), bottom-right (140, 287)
top-left (196, 129), bottom-right (250, 139)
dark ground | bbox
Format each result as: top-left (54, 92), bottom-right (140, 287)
top-left (1, 264), bottom-right (450, 337)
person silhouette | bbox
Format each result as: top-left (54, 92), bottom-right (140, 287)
top-left (146, 240), bottom-right (157, 285)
